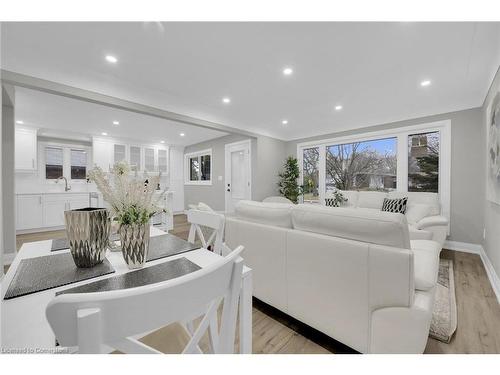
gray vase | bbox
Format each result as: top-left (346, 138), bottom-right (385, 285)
top-left (64, 208), bottom-right (111, 268)
top-left (119, 223), bottom-right (150, 269)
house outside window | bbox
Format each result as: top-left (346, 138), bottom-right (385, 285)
top-left (185, 149), bottom-right (212, 185)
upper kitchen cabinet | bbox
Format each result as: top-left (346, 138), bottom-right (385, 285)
top-left (92, 138), bottom-right (113, 171)
top-left (15, 127), bottom-right (38, 171)
top-left (92, 136), bottom-right (168, 174)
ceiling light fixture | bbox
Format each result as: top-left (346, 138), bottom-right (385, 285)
top-left (160, 140), bottom-right (165, 144)
top-left (105, 55), bottom-right (118, 64)
top-left (282, 120), bottom-right (288, 125)
top-left (112, 121), bottom-right (120, 125)
top-left (335, 105), bottom-right (343, 111)
top-left (283, 67), bottom-right (293, 76)
top-left (16, 120), bottom-right (24, 124)
top-left (101, 132), bottom-right (108, 136)
top-left (180, 133), bottom-right (185, 137)
top-left (222, 97), bottom-right (231, 104)
top-left (420, 80), bottom-right (431, 87)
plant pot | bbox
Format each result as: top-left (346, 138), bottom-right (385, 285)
top-left (119, 223), bottom-right (150, 269)
top-left (64, 207), bottom-right (111, 268)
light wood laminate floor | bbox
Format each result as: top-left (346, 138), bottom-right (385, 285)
top-left (11, 214), bottom-right (500, 354)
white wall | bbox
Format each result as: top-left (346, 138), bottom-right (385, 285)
top-left (169, 145), bottom-right (185, 213)
top-left (482, 64), bottom-right (500, 281)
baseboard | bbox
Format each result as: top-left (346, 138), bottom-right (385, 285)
top-left (444, 240), bottom-right (482, 254)
top-left (444, 240), bottom-right (500, 304)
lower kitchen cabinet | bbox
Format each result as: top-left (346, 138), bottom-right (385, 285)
top-left (16, 195), bottom-right (44, 230)
top-left (16, 193), bottom-right (90, 232)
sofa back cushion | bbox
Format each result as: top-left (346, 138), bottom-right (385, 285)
top-left (338, 190), bottom-right (359, 207)
top-left (388, 191), bottom-right (440, 216)
top-left (234, 200), bottom-right (293, 228)
top-left (291, 205), bottom-right (411, 249)
top-left (356, 191), bottom-right (388, 209)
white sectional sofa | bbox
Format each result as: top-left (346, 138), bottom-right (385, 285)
top-left (225, 200), bottom-right (442, 353)
top-left (328, 190), bottom-right (448, 246)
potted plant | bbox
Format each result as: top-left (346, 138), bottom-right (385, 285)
top-left (278, 156), bottom-right (303, 204)
top-left (88, 161), bottom-right (166, 269)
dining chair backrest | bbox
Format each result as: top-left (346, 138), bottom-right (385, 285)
top-left (46, 246), bottom-right (244, 354)
top-left (187, 209), bottom-right (225, 255)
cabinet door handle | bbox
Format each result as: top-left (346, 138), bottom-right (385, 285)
top-left (39, 196), bottom-right (42, 205)
top-left (32, 159), bottom-right (35, 169)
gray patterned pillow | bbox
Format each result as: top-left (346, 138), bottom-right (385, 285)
top-left (381, 197), bottom-right (408, 214)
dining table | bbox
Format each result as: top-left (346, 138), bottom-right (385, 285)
top-left (0, 227), bottom-right (253, 354)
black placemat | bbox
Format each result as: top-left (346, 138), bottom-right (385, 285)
top-left (146, 234), bottom-right (200, 262)
top-left (58, 257), bottom-right (201, 295)
top-left (4, 253), bottom-right (115, 300)
top-left (51, 233), bottom-right (120, 251)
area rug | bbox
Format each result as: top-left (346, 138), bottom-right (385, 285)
top-left (429, 258), bottom-right (457, 343)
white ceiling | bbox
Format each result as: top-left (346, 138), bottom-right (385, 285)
top-left (14, 87), bottom-right (228, 146)
top-left (2, 22), bottom-right (500, 141)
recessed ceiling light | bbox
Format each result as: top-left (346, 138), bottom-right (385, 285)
top-left (180, 133), bottom-right (185, 137)
top-left (112, 121), bottom-right (120, 125)
top-left (335, 105), bottom-right (343, 111)
top-left (420, 80), bottom-right (431, 87)
top-left (101, 132), bottom-right (108, 136)
top-left (16, 120), bottom-right (24, 124)
top-left (222, 97), bottom-right (231, 104)
top-left (283, 67), bottom-right (293, 76)
top-left (105, 55), bottom-right (118, 64)
top-left (282, 120), bottom-right (288, 125)
top-left (160, 140), bottom-right (165, 144)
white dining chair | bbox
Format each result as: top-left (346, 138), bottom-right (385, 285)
top-left (187, 209), bottom-right (225, 255)
top-left (46, 246), bottom-right (245, 354)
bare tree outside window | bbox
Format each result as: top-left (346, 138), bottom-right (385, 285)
top-left (325, 138), bottom-right (397, 193)
top-left (302, 147), bottom-right (320, 201)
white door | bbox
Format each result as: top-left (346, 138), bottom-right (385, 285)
top-left (16, 195), bottom-right (43, 230)
top-left (225, 140), bottom-right (252, 213)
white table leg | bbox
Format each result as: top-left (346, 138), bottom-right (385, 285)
top-left (239, 272), bottom-right (252, 354)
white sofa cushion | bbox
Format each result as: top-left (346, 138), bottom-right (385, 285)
top-left (388, 191), bottom-right (440, 216)
top-left (410, 240), bottom-right (441, 291)
top-left (405, 203), bottom-right (431, 224)
top-left (291, 205), bottom-right (411, 249)
top-left (356, 191), bottom-right (388, 209)
top-left (234, 200), bottom-right (293, 228)
top-left (338, 190), bottom-right (359, 207)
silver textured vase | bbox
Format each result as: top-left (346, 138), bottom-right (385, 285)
top-left (119, 223), bottom-right (150, 269)
top-left (64, 208), bottom-right (111, 268)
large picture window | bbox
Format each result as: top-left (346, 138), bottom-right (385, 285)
top-left (185, 149), bottom-right (212, 185)
top-left (325, 137), bottom-right (397, 193)
top-left (297, 120), bottom-right (450, 222)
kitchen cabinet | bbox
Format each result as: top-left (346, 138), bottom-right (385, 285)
top-left (144, 147), bottom-right (155, 172)
top-left (92, 139), bottom-right (113, 171)
top-left (15, 128), bottom-right (38, 171)
top-left (113, 144), bottom-right (127, 164)
top-left (16, 194), bottom-right (43, 230)
top-left (16, 193), bottom-right (90, 232)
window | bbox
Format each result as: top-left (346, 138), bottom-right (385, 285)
top-left (408, 131), bottom-right (439, 193)
top-left (297, 120), bottom-right (450, 224)
top-left (302, 147), bottom-right (320, 202)
top-left (326, 137), bottom-right (397, 193)
top-left (70, 149), bottom-right (87, 180)
top-left (185, 149), bottom-right (212, 185)
top-left (45, 147), bottom-right (63, 179)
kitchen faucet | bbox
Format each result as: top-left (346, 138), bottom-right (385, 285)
top-left (56, 176), bottom-right (71, 191)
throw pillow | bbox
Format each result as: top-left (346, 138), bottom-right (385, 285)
top-left (381, 197), bottom-right (408, 214)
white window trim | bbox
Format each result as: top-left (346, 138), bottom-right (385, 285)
top-left (40, 141), bottom-right (92, 184)
top-left (184, 148), bottom-right (213, 186)
top-left (297, 120), bottom-right (451, 232)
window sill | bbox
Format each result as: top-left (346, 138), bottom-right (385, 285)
top-left (184, 181), bottom-right (212, 186)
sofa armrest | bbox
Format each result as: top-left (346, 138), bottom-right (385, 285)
top-left (415, 215), bottom-right (448, 230)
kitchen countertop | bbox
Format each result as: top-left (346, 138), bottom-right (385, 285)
top-left (16, 191), bottom-right (97, 195)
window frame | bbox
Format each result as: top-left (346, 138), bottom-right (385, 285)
top-left (40, 141), bottom-right (92, 184)
top-left (297, 120), bottom-right (451, 229)
top-left (184, 148), bottom-right (213, 186)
